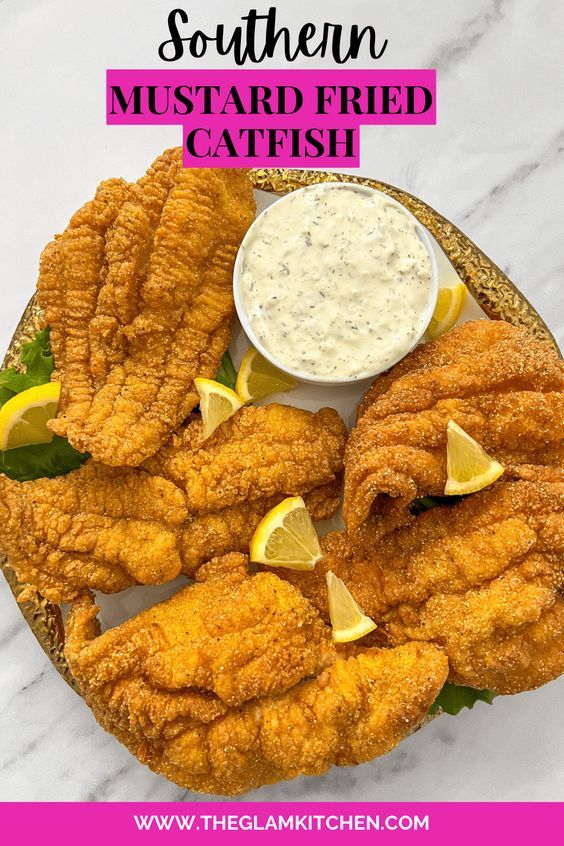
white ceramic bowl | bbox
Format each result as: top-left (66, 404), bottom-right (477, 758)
top-left (233, 182), bottom-right (439, 386)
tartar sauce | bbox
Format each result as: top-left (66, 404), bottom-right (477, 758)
top-left (237, 183), bottom-right (435, 381)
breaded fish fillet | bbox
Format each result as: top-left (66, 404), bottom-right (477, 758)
top-left (167, 403), bottom-right (347, 569)
top-left (0, 405), bottom-right (345, 599)
top-left (344, 320), bottom-right (564, 532)
top-left (159, 644), bottom-right (447, 796)
top-left (65, 560), bottom-right (448, 795)
top-left (145, 404), bottom-right (347, 513)
top-left (281, 475), bottom-right (564, 694)
top-left (180, 479), bottom-right (341, 576)
top-left (0, 463), bottom-right (188, 602)
top-left (38, 149), bottom-right (256, 466)
top-left (65, 556), bottom-right (335, 709)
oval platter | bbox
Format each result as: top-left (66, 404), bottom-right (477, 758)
top-left (0, 167), bottom-right (560, 695)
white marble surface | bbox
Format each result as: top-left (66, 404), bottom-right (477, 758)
top-left (0, 0), bottom-right (562, 802)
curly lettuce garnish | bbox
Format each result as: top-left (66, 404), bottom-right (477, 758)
top-left (430, 683), bottom-right (495, 716)
top-left (215, 351), bottom-right (237, 390)
top-left (0, 329), bottom-right (89, 480)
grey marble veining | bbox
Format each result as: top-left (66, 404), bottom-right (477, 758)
top-left (0, 0), bottom-right (562, 802)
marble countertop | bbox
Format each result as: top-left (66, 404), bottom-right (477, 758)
top-left (0, 0), bottom-right (562, 802)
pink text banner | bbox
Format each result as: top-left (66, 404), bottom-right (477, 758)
top-left (106, 68), bottom-right (436, 167)
top-left (1, 801), bottom-right (562, 845)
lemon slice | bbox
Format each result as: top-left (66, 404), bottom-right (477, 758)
top-left (445, 420), bottom-right (504, 496)
top-left (194, 377), bottom-right (243, 440)
top-left (236, 346), bottom-right (297, 403)
top-left (326, 570), bottom-right (377, 643)
top-left (249, 496), bottom-right (322, 570)
top-left (427, 283), bottom-right (467, 340)
top-left (0, 382), bottom-right (61, 450)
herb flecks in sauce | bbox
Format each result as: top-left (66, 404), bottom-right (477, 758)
top-left (239, 184), bottom-right (434, 380)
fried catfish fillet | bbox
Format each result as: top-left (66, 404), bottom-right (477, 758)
top-left (0, 463), bottom-right (188, 602)
top-left (0, 469), bottom-right (338, 601)
top-left (281, 476), bottom-right (564, 694)
top-left (65, 559), bottom-right (448, 796)
top-left (0, 405), bottom-right (344, 598)
top-left (159, 404), bottom-right (346, 574)
top-left (179, 479), bottom-right (341, 576)
top-left (144, 404), bottom-right (347, 513)
top-left (160, 643), bottom-right (447, 796)
top-left (65, 556), bottom-right (335, 709)
top-left (37, 149), bottom-right (256, 466)
top-left (344, 320), bottom-right (564, 532)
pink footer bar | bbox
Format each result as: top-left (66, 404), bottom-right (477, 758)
top-left (1, 802), bottom-right (563, 844)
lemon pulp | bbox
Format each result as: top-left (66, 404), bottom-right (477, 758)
top-left (445, 419), bottom-right (504, 495)
top-left (0, 382), bottom-right (61, 450)
top-left (250, 496), bottom-right (321, 570)
top-left (326, 570), bottom-right (377, 643)
top-left (194, 377), bottom-right (243, 440)
top-left (427, 283), bottom-right (467, 340)
top-left (236, 346), bottom-right (297, 403)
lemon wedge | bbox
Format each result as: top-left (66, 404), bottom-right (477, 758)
top-left (445, 419), bottom-right (504, 496)
top-left (194, 377), bottom-right (243, 441)
top-left (427, 283), bottom-right (467, 340)
top-left (249, 496), bottom-right (322, 570)
top-left (326, 570), bottom-right (377, 643)
top-left (236, 346), bottom-right (297, 403)
top-left (0, 382), bottom-right (61, 450)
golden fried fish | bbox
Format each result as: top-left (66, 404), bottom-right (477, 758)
top-left (38, 149), bottom-right (256, 466)
top-left (0, 405), bottom-right (345, 599)
top-left (145, 404), bottom-right (347, 514)
top-left (179, 479), bottom-right (341, 576)
top-left (0, 462), bottom-right (188, 602)
top-left (280, 474), bottom-right (564, 694)
top-left (65, 558), bottom-right (448, 795)
top-left (344, 320), bottom-right (564, 532)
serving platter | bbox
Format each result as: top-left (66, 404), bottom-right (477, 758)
top-left (0, 167), bottom-right (560, 695)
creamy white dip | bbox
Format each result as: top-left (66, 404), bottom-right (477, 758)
top-left (237, 183), bottom-right (435, 381)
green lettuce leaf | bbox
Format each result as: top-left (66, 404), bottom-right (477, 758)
top-left (0, 436), bottom-right (88, 481)
top-left (19, 327), bottom-right (55, 384)
top-left (410, 495), bottom-right (443, 515)
top-left (215, 351), bottom-right (237, 390)
top-left (411, 494), bottom-right (463, 515)
top-left (0, 327), bottom-right (54, 407)
top-left (429, 683), bottom-right (495, 716)
top-left (0, 328), bottom-right (89, 481)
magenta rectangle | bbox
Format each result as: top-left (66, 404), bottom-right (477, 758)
top-left (0, 802), bottom-right (562, 845)
top-left (106, 68), bottom-right (436, 167)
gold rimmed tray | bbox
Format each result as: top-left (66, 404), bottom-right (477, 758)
top-left (1, 167), bottom-right (560, 694)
